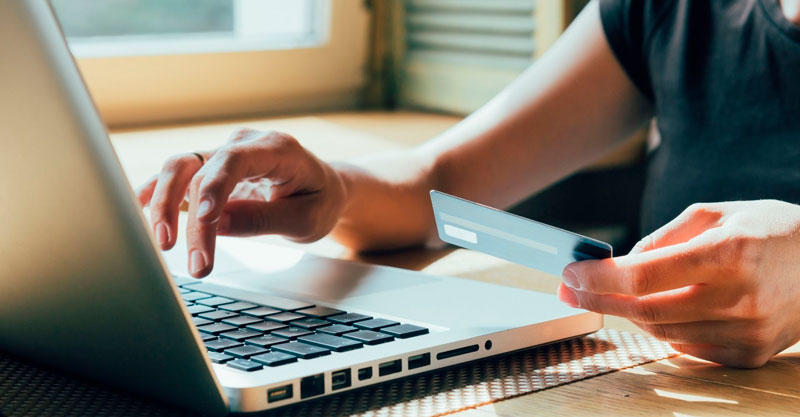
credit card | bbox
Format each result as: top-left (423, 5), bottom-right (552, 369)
top-left (430, 190), bottom-right (612, 276)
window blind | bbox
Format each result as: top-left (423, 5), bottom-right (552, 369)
top-left (399, 0), bottom-right (537, 114)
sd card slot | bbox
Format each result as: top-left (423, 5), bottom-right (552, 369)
top-left (436, 344), bottom-right (479, 360)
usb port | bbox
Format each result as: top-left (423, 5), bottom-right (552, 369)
top-left (331, 369), bottom-right (351, 391)
top-left (378, 359), bottom-right (402, 377)
top-left (267, 384), bottom-right (293, 403)
top-left (358, 367), bottom-right (372, 381)
top-left (408, 353), bottom-right (430, 370)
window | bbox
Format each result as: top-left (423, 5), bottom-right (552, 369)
top-left (51, 0), bottom-right (322, 57)
top-left (51, 0), bottom-right (370, 128)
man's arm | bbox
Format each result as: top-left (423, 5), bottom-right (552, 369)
top-left (331, 1), bottom-right (653, 250)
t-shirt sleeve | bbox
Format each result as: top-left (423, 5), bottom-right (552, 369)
top-left (598, 0), bottom-right (655, 100)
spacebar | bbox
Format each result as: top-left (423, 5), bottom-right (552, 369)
top-left (190, 282), bottom-right (314, 311)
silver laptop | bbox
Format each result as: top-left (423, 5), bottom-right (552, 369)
top-left (0, 1), bottom-right (601, 415)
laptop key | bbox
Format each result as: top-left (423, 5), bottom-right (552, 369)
top-left (178, 288), bottom-right (190, 294)
top-left (227, 359), bottom-right (263, 372)
top-left (245, 335), bottom-right (290, 348)
top-left (192, 317), bottom-right (213, 327)
top-left (221, 315), bottom-right (262, 327)
top-left (188, 282), bottom-right (314, 311)
top-left (354, 318), bottom-right (399, 331)
top-left (196, 296), bottom-right (236, 307)
top-left (181, 292), bottom-right (213, 302)
top-left (344, 330), bottom-right (394, 345)
top-left (219, 301), bottom-right (259, 312)
top-left (220, 329), bottom-right (262, 342)
top-left (381, 324), bottom-right (429, 339)
top-left (291, 317), bottom-right (331, 330)
top-left (246, 321), bottom-right (288, 333)
top-left (328, 313), bottom-right (371, 325)
top-left (296, 306), bottom-right (345, 318)
top-left (272, 342), bottom-right (331, 359)
top-left (272, 327), bottom-right (313, 340)
top-left (265, 312), bottom-right (304, 323)
top-left (207, 351), bottom-right (234, 364)
top-left (205, 338), bottom-right (243, 352)
top-left (251, 351), bottom-right (297, 367)
top-left (199, 310), bottom-right (239, 321)
top-left (241, 306), bottom-right (281, 318)
top-left (173, 276), bottom-right (200, 287)
top-left (198, 323), bottom-right (237, 335)
top-left (186, 304), bottom-right (215, 316)
top-left (200, 333), bottom-right (217, 342)
top-left (317, 324), bottom-right (358, 336)
top-left (298, 333), bottom-right (363, 352)
top-left (225, 345), bottom-right (268, 359)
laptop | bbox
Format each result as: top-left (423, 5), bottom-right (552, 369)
top-left (0, 1), bottom-right (602, 415)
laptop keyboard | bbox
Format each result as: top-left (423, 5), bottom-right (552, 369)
top-left (174, 277), bottom-right (429, 372)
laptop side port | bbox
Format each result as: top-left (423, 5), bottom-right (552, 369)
top-left (267, 384), bottom-right (293, 403)
top-left (436, 344), bottom-right (479, 360)
top-left (378, 359), bottom-right (402, 377)
top-left (358, 367), bottom-right (372, 381)
top-left (408, 353), bottom-right (431, 370)
top-left (331, 369), bottom-right (352, 391)
top-left (300, 374), bottom-right (325, 399)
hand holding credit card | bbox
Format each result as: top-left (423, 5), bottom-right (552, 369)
top-left (430, 191), bottom-right (612, 276)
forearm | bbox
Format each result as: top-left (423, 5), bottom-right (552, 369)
top-left (422, 0), bottom-right (653, 210)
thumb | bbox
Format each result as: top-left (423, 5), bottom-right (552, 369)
top-left (216, 197), bottom-right (318, 239)
top-left (630, 203), bottom-right (724, 255)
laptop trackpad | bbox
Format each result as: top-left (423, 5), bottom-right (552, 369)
top-left (179, 238), bottom-right (439, 302)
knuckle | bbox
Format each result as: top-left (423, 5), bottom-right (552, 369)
top-left (630, 298), bottom-right (659, 323)
top-left (644, 324), bottom-right (669, 342)
top-left (627, 263), bottom-right (655, 296)
top-left (722, 234), bottom-right (761, 278)
top-left (267, 131), bottom-right (301, 151)
top-left (251, 210), bottom-right (271, 234)
top-left (162, 152), bottom-right (201, 173)
top-left (230, 127), bottom-right (255, 141)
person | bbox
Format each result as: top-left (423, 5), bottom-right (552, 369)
top-left (136, 0), bottom-right (800, 369)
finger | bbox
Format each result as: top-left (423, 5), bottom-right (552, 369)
top-left (635, 320), bottom-right (740, 346)
top-left (149, 154), bottom-right (204, 250)
top-left (668, 343), bottom-right (770, 369)
top-left (135, 175), bottom-right (158, 207)
top-left (193, 131), bottom-right (320, 225)
top-left (563, 233), bottom-right (720, 296)
top-left (217, 197), bottom-right (324, 240)
top-left (186, 177), bottom-right (216, 278)
top-left (629, 203), bottom-right (724, 255)
top-left (557, 283), bottom-right (731, 323)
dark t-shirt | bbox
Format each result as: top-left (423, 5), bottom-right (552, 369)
top-left (599, 0), bottom-right (800, 235)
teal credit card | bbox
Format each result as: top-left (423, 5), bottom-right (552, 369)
top-left (430, 191), bottom-right (613, 276)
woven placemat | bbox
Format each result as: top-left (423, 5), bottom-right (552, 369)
top-left (0, 329), bottom-right (678, 417)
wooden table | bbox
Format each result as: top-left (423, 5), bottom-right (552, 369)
top-left (111, 111), bottom-right (800, 416)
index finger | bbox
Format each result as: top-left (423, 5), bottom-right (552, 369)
top-left (563, 233), bottom-right (720, 296)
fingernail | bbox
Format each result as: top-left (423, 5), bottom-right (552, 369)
top-left (190, 250), bottom-right (207, 275)
top-left (197, 198), bottom-right (213, 217)
top-left (217, 212), bottom-right (231, 234)
top-left (558, 285), bottom-right (579, 308)
top-left (155, 222), bottom-right (169, 247)
top-left (562, 267), bottom-right (581, 289)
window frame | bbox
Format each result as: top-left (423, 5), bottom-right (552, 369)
top-left (73, 0), bottom-right (370, 128)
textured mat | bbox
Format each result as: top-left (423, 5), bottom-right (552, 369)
top-left (0, 329), bottom-right (678, 417)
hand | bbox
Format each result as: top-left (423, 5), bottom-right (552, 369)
top-left (136, 129), bottom-right (347, 278)
top-left (558, 200), bottom-right (800, 368)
